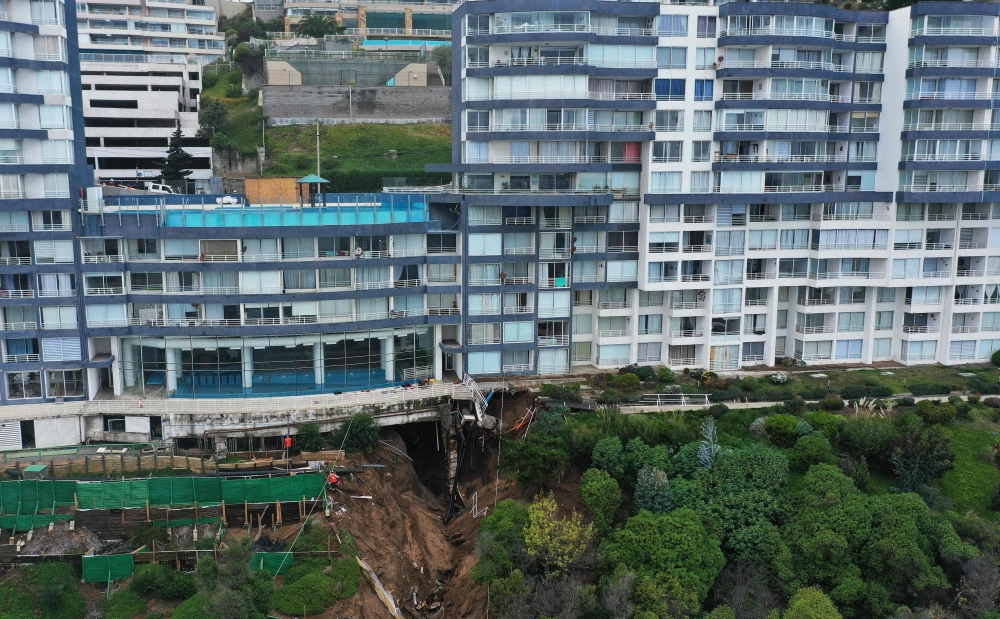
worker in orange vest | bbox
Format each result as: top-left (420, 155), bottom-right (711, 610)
top-left (283, 435), bottom-right (292, 459)
top-left (327, 471), bottom-right (340, 489)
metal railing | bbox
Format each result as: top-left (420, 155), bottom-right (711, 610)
top-left (0, 321), bottom-right (36, 331)
top-left (639, 393), bottom-right (709, 407)
top-left (720, 27), bottom-right (854, 41)
top-left (669, 329), bottom-right (703, 338)
top-left (4, 353), bottom-right (39, 363)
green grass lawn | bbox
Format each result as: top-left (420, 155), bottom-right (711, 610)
top-left (936, 425), bottom-right (1000, 516)
top-left (786, 365), bottom-right (992, 396)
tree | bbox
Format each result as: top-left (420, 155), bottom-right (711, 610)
top-left (698, 418), bottom-right (722, 469)
top-left (160, 127), bottom-right (194, 182)
top-left (634, 467), bottom-right (672, 514)
top-left (598, 508), bottom-right (725, 618)
top-left (430, 44), bottom-right (452, 85)
top-left (472, 500), bottom-right (531, 582)
top-left (296, 423), bottom-right (324, 452)
top-left (199, 98), bottom-right (228, 135)
top-left (295, 14), bottom-right (345, 38)
top-left (788, 435), bottom-right (838, 472)
top-left (624, 438), bottom-right (672, 485)
top-left (501, 433), bottom-right (569, 488)
top-left (592, 436), bottom-right (626, 480)
top-left (890, 415), bottom-right (954, 492)
top-left (785, 587), bottom-right (843, 619)
top-left (524, 492), bottom-right (593, 575)
top-left (329, 413), bottom-right (380, 453)
top-left (580, 468), bottom-right (622, 535)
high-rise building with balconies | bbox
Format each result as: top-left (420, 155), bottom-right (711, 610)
top-left (442, 0), bottom-right (1000, 374)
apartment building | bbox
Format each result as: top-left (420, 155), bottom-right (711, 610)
top-left (75, 0), bottom-right (222, 189)
top-left (443, 0), bottom-right (1000, 373)
top-left (0, 0), bottom-right (93, 421)
top-left (257, 0), bottom-right (452, 41)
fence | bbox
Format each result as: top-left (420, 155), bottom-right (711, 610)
top-left (6, 454), bottom-right (211, 477)
top-left (638, 394), bottom-right (711, 407)
top-left (74, 474), bottom-right (326, 510)
top-left (82, 554), bottom-right (135, 583)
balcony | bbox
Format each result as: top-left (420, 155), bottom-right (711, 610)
top-left (84, 286), bottom-right (126, 296)
top-left (713, 184), bottom-right (844, 194)
top-left (483, 24), bottom-right (654, 36)
top-left (958, 269), bottom-right (985, 277)
top-left (910, 27), bottom-right (997, 36)
top-left (718, 60), bottom-right (852, 72)
top-left (813, 272), bottom-right (884, 281)
top-left (502, 363), bottom-right (534, 373)
top-left (597, 357), bottom-right (630, 367)
top-left (540, 217), bottom-right (572, 229)
top-left (745, 298), bottom-right (768, 307)
top-left (0, 321), bottom-right (36, 330)
top-left (742, 355), bottom-right (765, 364)
top-left (598, 301), bottom-right (631, 310)
top-left (504, 246), bottom-right (535, 256)
top-left (953, 297), bottom-right (981, 305)
top-left (4, 353), bottom-right (39, 363)
top-left (683, 244), bottom-right (712, 253)
top-left (901, 352), bottom-right (937, 362)
top-left (537, 335), bottom-right (570, 347)
top-left (952, 325), bottom-right (979, 334)
top-left (719, 92), bottom-right (851, 103)
top-left (669, 329), bottom-right (703, 338)
top-left (0, 256), bottom-right (29, 266)
top-left (959, 240), bottom-right (987, 249)
top-left (468, 57), bottom-right (656, 70)
top-left (680, 274), bottom-right (710, 282)
top-left (746, 272), bottom-right (776, 280)
top-left (719, 27), bottom-right (855, 41)
top-left (711, 359), bottom-right (740, 370)
top-left (925, 242), bottom-right (953, 250)
top-left (714, 153), bottom-right (847, 163)
top-left (503, 305), bottom-right (534, 315)
top-left (575, 245), bottom-right (605, 254)
top-left (37, 289), bottom-right (74, 298)
top-left (574, 274), bottom-right (603, 283)
top-left (796, 325), bottom-right (836, 334)
top-left (0, 289), bottom-right (34, 298)
top-left (797, 297), bottom-right (836, 306)
top-left (503, 276), bottom-right (534, 285)
top-left (539, 278), bottom-right (572, 288)
top-left (900, 184), bottom-right (987, 193)
top-left (668, 357), bottom-right (698, 367)
top-left (670, 301), bottom-right (705, 310)
top-left (82, 254), bottom-right (124, 264)
top-left (575, 215), bottom-right (606, 224)
top-left (539, 249), bottom-right (571, 260)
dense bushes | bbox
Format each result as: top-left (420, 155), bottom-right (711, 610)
top-left (130, 564), bottom-right (197, 601)
top-left (908, 382), bottom-right (954, 396)
top-left (789, 435), bottom-right (838, 472)
top-left (540, 383), bottom-right (583, 403)
top-left (841, 384), bottom-right (893, 399)
top-left (329, 413), bottom-right (380, 453)
top-left (915, 400), bottom-right (957, 424)
top-left (764, 414), bottom-right (801, 447)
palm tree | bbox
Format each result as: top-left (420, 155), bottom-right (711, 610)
top-left (296, 14), bottom-right (345, 38)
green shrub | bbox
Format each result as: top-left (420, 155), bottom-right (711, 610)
top-left (909, 382), bottom-right (953, 396)
top-left (170, 594), bottom-right (213, 619)
top-left (533, 410), bottom-right (566, 436)
top-left (635, 366), bottom-right (656, 382)
top-left (708, 403), bottom-right (730, 417)
top-left (992, 348), bottom-right (1000, 366)
top-left (540, 383), bottom-right (583, 403)
top-left (103, 589), bottom-right (147, 619)
top-left (37, 563), bottom-right (84, 619)
top-left (955, 402), bottom-right (973, 417)
top-left (130, 564), bottom-right (197, 601)
top-left (740, 376), bottom-right (759, 392)
top-left (592, 436), bottom-right (626, 480)
top-left (597, 389), bottom-right (620, 405)
top-left (842, 455), bottom-right (869, 491)
top-left (297, 423), bottom-right (324, 451)
top-left (788, 435), bottom-right (838, 472)
top-left (991, 482), bottom-right (1000, 511)
top-left (580, 468), bottom-right (622, 534)
top-left (969, 394), bottom-right (982, 404)
top-left (329, 413), bottom-right (380, 453)
top-left (127, 524), bottom-right (168, 549)
top-left (614, 374), bottom-right (641, 392)
top-left (783, 397), bottom-right (806, 414)
top-left (898, 396), bottom-right (916, 407)
top-left (915, 400), bottom-right (957, 424)
top-left (764, 414), bottom-right (800, 447)
top-left (803, 411), bottom-right (846, 443)
top-left (820, 396), bottom-right (845, 411)
top-left (656, 367), bottom-right (676, 383)
top-left (842, 385), bottom-right (868, 400)
top-left (273, 569), bottom-right (358, 615)
top-left (501, 433), bottom-right (569, 488)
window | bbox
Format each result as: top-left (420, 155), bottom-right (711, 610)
top-left (657, 47), bottom-right (686, 69)
top-left (41, 306), bottom-right (76, 329)
top-left (572, 313), bottom-right (592, 335)
top-left (36, 71), bottom-right (68, 95)
top-left (654, 79), bottom-right (685, 101)
top-left (655, 110), bottom-right (683, 132)
top-left (466, 110), bottom-right (489, 132)
top-left (469, 323), bottom-right (501, 345)
top-left (695, 48), bottom-right (716, 70)
top-left (836, 340), bottom-right (863, 359)
top-left (638, 314), bottom-right (663, 335)
top-left (694, 79), bottom-right (714, 102)
top-left (503, 321), bottom-right (533, 343)
top-left (777, 309), bottom-right (788, 328)
top-left (693, 110), bottom-right (712, 132)
top-left (34, 240), bottom-right (73, 263)
top-left (697, 15), bottom-right (716, 38)
top-left (639, 291), bottom-right (663, 307)
top-left (41, 337), bottom-right (81, 361)
top-left (875, 311), bottom-right (893, 330)
top-left (39, 105), bottom-right (71, 129)
top-left (691, 141), bottom-right (711, 162)
top-left (658, 15), bottom-right (687, 36)
top-left (468, 233), bottom-right (502, 255)
top-left (46, 369), bottom-right (83, 397)
top-left (43, 173), bottom-right (69, 198)
top-left (840, 286), bottom-right (866, 304)
top-left (892, 258), bottom-right (921, 279)
top-left (465, 141), bottom-right (489, 163)
top-left (467, 351), bottom-right (501, 374)
top-left (690, 172), bottom-right (710, 192)
top-left (7, 371), bottom-right (41, 399)
top-left (41, 140), bottom-right (73, 164)
top-left (468, 293), bottom-right (501, 316)
top-left (650, 172), bottom-right (682, 193)
top-left (652, 141), bottom-right (682, 163)
top-left (637, 342), bottom-right (661, 363)
top-left (838, 312), bottom-right (865, 332)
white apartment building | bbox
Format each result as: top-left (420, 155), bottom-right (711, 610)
top-left (446, 0), bottom-right (1000, 374)
top-left (75, 0), bottom-right (224, 190)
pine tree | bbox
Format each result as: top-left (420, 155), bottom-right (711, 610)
top-left (160, 127), bottom-right (194, 182)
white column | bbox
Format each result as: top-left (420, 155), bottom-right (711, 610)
top-left (313, 343), bottom-right (324, 385)
top-left (433, 326), bottom-right (443, 381)
top-left (165, 345), bottom-right (180, 394)
top-left (242, 346), bottom-right (254, 389)
top-left (110, 337), bottom-right (123, 396)
top-left (765, 284), bottom-right (780, 367)
top-left (121, 340), bottom-right (136, 388)
top-left (380, 336), bottom-right (394, 381)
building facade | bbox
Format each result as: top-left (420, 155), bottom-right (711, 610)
top-left (443, 0), bottom-right (1000, 374)
top-left (75, 0), bottom-right (223, 189)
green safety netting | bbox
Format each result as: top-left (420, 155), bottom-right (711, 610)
top-left (75, 474), bottom-right (325, 510)
top-left (82, 554), bottom-right (135, 583)
top-left (250, 552), bottom-right (294, 575)
top-left (0, 480), bottom-right (77, 514)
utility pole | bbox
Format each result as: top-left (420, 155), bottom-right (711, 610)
top-left (315, 119), bottom-right (320, 176)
